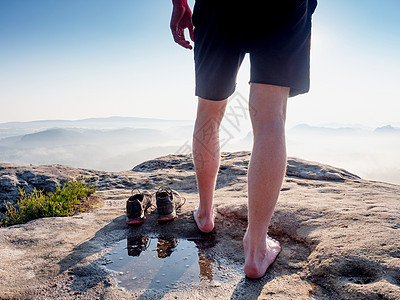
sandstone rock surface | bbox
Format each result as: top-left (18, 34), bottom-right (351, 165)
top-left (0, 151), bottom-right (399, 299)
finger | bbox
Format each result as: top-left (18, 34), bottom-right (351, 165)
top-left (179, 42), bottom-right (192, 50)
top-left (172, 27), bottom-right (193, 49)
top-left (176, 37), bottom-right (192, 49)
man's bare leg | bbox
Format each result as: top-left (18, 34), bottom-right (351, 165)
top-left (243, 83), bottom-right (289, 278)
top-left (192, 97), bottom-right (227, 233)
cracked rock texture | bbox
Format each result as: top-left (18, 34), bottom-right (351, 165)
top-left (0, 151), bottom-right (399, 299)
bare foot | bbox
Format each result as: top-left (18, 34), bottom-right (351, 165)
top-left (193, 206), bottom-right (214, 233)
top-left (243, 234), bottom-right (281, 279)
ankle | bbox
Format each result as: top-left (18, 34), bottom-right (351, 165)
top-left (197, 204), bottom-right (214, 218)
top-left (244, 227), bottom-right (268, 242)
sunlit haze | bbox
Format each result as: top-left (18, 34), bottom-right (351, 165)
top-left (1, 0), bottom-right (399, 126)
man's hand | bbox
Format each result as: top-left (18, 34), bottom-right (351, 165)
top-left (170, 0), bottom-right (194, 50)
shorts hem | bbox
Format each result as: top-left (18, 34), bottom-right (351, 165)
top-left (249, 80), bottom-right (309, 98)
top-left (195, 87), bottom-right (236, 101)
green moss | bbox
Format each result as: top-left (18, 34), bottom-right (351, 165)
top-left (1, 179), bottom-right (97, 227)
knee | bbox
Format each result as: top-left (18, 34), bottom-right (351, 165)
top-left (249, 84), bottom-right (288, 132)
top-left (196, 97), bottom-right (227, 122)
top-left (252, 116), bottom-right (286, 137)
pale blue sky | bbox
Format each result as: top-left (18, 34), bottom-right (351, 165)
top-left (1, 0), bottom-right (399, 127)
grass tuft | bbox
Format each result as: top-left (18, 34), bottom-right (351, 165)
top-left (1, 179), bottom-right (97, 227)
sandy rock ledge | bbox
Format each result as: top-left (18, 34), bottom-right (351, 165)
top-left (0, 151), bottom-right (399, 299)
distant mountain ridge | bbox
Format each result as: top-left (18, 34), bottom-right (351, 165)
top-left (0, 127), bottom-right (170, 148)
top-left (0, 124), bottom-right (192, 171)
top-left (0, 116), bottom-right (193, 139)
top-left (374, 124), bottom-right (400, 133)
top-left (0, 116), bottom-right (192, 127)
top-left (290, 123), bottom-right (400, 135)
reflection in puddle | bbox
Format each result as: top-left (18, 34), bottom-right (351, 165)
top-left (106, 236), bottom-right (241, 291)
top-left (127, 236), bottom-right (150, 256)
top-left (156, 236), bottom-right (178, 258)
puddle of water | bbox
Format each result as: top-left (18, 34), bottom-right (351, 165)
top-left (105, 236), bottom-right (241, 291)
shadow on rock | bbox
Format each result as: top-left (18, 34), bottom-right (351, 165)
top-left (57, 216), bottom-right (127, 292)
top-left (230, 275), bottom-right (276, 300)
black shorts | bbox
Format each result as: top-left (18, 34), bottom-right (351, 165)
top-left (193, 0), bottom-right (317, 100)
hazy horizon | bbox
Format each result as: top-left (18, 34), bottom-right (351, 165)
top-left (1, 116), bottom-right (399, 186)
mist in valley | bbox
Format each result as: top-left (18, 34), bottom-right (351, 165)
top-left (0, 117), bottom-right (399, 185)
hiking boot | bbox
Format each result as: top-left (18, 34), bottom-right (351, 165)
top-left (155, 186), bottom-right (186, 222)
top-left (126, 189), bottom-right (153, 225)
